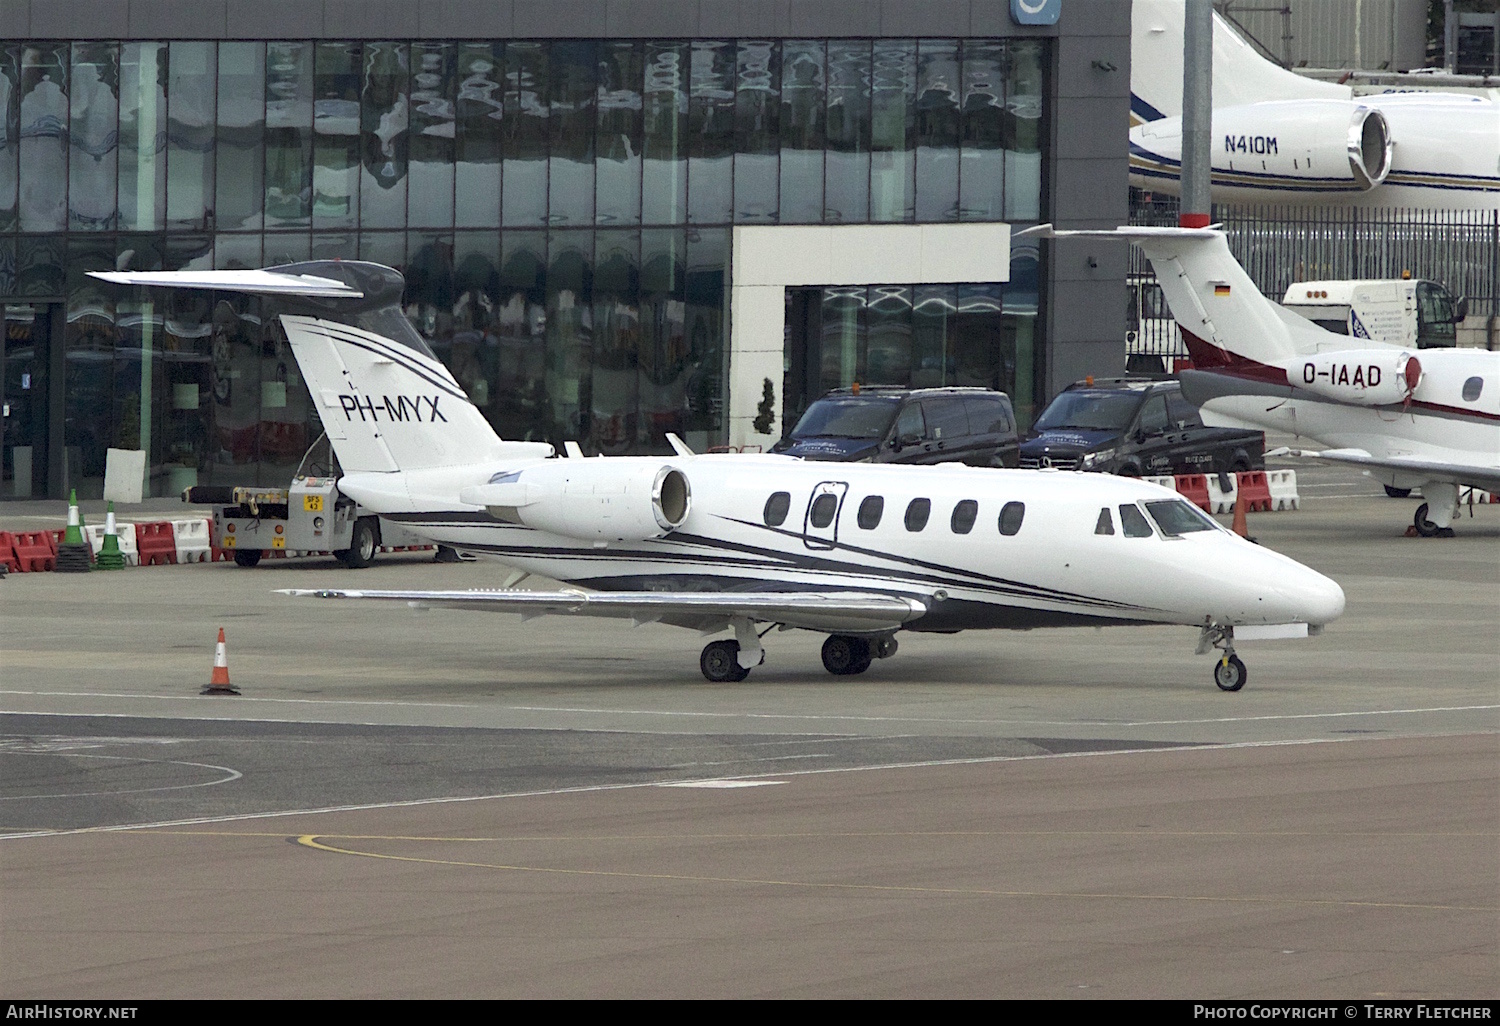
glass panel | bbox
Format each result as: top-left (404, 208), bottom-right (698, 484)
top-left (64, 236), bottom-right (118, 498)
top-left (216, 42), bottom-right (265, 232)
top-left (950, 498), bottom-right (978, 534)
top-left (19, 43), bottom-right (70, 232)
top-left (546, 229), bottom-right (592, 445)
top-left (999, 501), bottom-right (1026, 536)
top-left (778, 41), bottom-right (824, 224)
top-left (824, 41), bottom-right (870, 224)
top-left (455, 43), bottom-right (502, 229)
top-left (1118, 503), bottom-right (1152, 538)
top-left (0, 45), bottom-right (20, 231)
top-left (1094, 508), bottom-right (1115, 535)
top-left (912, 284), bottom-right (954, 387)
top-left (70, 43), bottom-right (118, 230)
top-left (214, 232), bottom-right (261, 269)
top-left (152, 285), bottom-right (211, 495)
top-left (265, 42), bottom-right (313, 228)
top-left (914, 40), bottom-right (959, 223)
top-left (960, 41), bottom-right (1004, 222)
top-left (358, 229), bottom-right (405, 271)
top-left (953, 283), bottom-right (1002, 389)
top-left (641, 41), bottom-right (687, 227)
top-left (496, 229), bottom-right (548, 441)
top-left (167, 41), bottom-right (216, 231)
top-left (857, 494), bottom-right (883, 529)
top-left (809, 492), bottom-right (837, 528)
top-left (409, 42), bottom-right (455, 229)
top-left (684, 227), bottom-right (726, 442)
top-left (688, 41), bottom-right (734, 225)
top-left (640, 227), bottom-right (687, 447)
top-left (112, 236), bottom-right (165, 496)
top-left (502, 41), bottom-right (548, 227)
top-left (204, 293), bottom-right (261, 486)
top-left (819, 286), bottom-right (866, 392)
top-left (596, 42), bottom-right (643, 226)
top-left (310, 231), bottom-right (353, 262)
top-left (263, 232), bottom-right (309, 266)
top-left (404, 230), bottom-right (454, 341)
top-left (904, 497), bottom-right (930, 531)
top-left (0, 236), bottom-right (14, 296)
top-left (164, 232), bottom-right (212, 271)
top-left (866, 285), bottom-right (912, 385)
top-left (360, 42), bottom-right (409, 230)
top-left (734, 40), bottom-right (778, 224)
top-left (119, 43), bottom-right (167, 232)
top-left (16, 234), bottom-right (65, 296)
top-left (257, 310), bottom-right (316, 486)
top-left (549, 42), bottom-right (596, 227)
top-left (870, 40), bottom-right (914, 223)
top-left (312, 42), bottom-right (360, 229)
top-left (1005, 246), bottom-right (1040, 426)
top-left (450, 230), bottom-right (500, 416)
top-left (592, 228), bottom-right (639, 453)
top-left (1004, 40), bottom-right (1044, 221)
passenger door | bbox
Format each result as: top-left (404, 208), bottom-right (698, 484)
top-left (1131, 394), bottom-right (1176, 476)
top-left (917, 398), bottom-right (971, 465)
top-left (803, 480), bottom-right (848, 550)
top-left (964, 396), bottom-right (1017, 467)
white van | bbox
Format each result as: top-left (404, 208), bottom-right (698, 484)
top-left (1280, 279), bottom-right (1467, 350)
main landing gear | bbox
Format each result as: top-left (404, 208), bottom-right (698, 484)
top-left (1197, 622), bottom-right (1248, 692)
top-left (697, 631), bottom-right (899, 682)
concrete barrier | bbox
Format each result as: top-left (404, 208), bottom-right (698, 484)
top-left (83, 523), bottom-right (138, 566)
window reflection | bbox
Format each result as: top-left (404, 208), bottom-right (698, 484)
top-left (870, 40), bottom-right (914, 223)
top-left (824, 41), bottom-right (869, 223)
top-left (118, 43), bottom-right (167, 232)
top-left (217, 42), bottom-right (265, 231)
top-left (168, 42), bottom-right (216, 231)
top-left (503, 42), bottom-right (547, 227)
top-left (313, 42), bottom-right (359, 229)
top-left (734, 41), bottom-right (778, 223)
top-left (596, 42), bottom-right (643, 226)
top-left (409, 43), bottom-right (455, 229)
top-left (0, 46), bottom-right (21, 231)
top-left (455, 43), bottom-right (502, 228)
top-left (688, 41), bottom-right (734, 225)
top-left (69, 43), bottom-right (117, 231)
top-left (642, 41), bottom-right (687, 227)
top-left (360, 41), bottom-right (408, 229)
top-left (779, 41), bottom-right (824, 224)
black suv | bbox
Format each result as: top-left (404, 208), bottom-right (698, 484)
top-left (772, 387), bottom-right (1020, 468)
top-left (1019, 377), bottom-right (1264, 476)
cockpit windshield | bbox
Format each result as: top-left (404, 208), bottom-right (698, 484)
top-left (1144, 499), bottom-right (1221, 537)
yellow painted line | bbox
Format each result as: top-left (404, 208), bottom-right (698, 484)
top-left (292, 834), bottom-right (1500, 913)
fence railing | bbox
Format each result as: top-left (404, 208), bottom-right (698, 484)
top-left (1127, 199), bottom-right (1500, 356)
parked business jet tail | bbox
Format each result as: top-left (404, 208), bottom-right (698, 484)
top-left (1019, 225), bottom-right (1500, 536)
top-left (93, 259), bottom-right (1347, 692)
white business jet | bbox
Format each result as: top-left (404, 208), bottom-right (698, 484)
top-left (93, 262), bottom-right (1345, 691)
top-left (1129, 0), bottom-right (1500, 209)
top-left (1019, 225), bottom-right (1500, 537)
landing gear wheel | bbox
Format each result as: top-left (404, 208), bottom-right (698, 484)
top-left (1214, 654), bottom-right (1248, 692)
top-left (337, 517), bottom-right (379, 568)
top-left (1384, 485), bottom-right (1411, 498)
top-left (821, 635), bottom-right (872, 675)
top-left (1412, 503), bottom-right (1452, 538)
top-left (873, 636), bottom-right (898, 660)
top-left (233, 548), bottom-right (262, 568)
top-left (700, 640), bottom-right (750, 683)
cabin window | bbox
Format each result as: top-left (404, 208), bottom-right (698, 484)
top-left (951, 500), bottom-right (978, 534)
top-left (905, 498), bottom-right (932, 531)
top-left (1144, 499), bottom-right (1218, 537)
top-left (998, 502), bottom-right (1025, 536)
top-left (1462, 376), bottom-right (1484, 402)
top-left (1095, 508), bottom-right (1115, 535)
top-left (1118, 503), bottom-right (1154, 538)
top-left (857, 495), bottom-right (884, 530)
top-left (809, 493), bottom-right (838, 529)
top-left (764, 492), bottom-right (791, 527)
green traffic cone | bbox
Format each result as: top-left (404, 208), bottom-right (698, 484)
top-left (96, 501), bottom-right (125, 571)
top-left (62, 489), bottom-right (85, 546)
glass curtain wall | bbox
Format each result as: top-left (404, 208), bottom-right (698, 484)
top-left (3, 37), bottom-right (1045, 496)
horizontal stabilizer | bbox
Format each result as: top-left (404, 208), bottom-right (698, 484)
top-left (1016, 223), bottom-right (1222, 242)
top-left (90, 268), bottom-right (363, 299)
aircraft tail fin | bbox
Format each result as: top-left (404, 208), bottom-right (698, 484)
top-left (1021, 224), bottom-right (1330, 369)
top-left (92, 261), bottom-right (546, 476)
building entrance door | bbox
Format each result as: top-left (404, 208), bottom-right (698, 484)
top-left (1, 304), bottom-right (62, 499)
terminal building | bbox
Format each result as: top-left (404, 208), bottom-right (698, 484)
top-left (0, 0), bottom-right (1128, 500)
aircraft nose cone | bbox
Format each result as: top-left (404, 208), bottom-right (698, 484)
top-left (1276, 567), bottom-right (1346, 626)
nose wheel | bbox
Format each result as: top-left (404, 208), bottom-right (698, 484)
top-left (1198, 623), bottom-right (1248, 692)
top-left (1214, 654), bottom-right (1248, 692)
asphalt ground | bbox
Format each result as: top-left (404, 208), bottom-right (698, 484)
top-left (1, 457), bottom-right (1497, 998)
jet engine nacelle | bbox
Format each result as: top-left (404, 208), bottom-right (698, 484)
top-left (459, 459), bottom-right (692, 542)
top-left (1133, 99), bottom-right (1392, 192)
top-left (1282, 350), bottom-right (1420, 406)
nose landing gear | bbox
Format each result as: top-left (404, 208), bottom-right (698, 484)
top-left (1197, 622), bottom-right (1248, 692)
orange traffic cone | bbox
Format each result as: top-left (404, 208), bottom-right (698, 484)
top-left (201, 628), bottom-right (240, 695)
top-left (1230, 496), bottom-right (1254, 542)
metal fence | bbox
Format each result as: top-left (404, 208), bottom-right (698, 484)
top-left (1127, 199), bottom-right (1500, 356)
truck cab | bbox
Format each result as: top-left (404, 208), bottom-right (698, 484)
top-left (1281, 278), bottom-right (1467, 350)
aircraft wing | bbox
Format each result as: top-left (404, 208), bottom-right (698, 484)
top-left (1271, 447), bottom-right (1500, 494)
top-left (278, 587), bottom-right (930, 633)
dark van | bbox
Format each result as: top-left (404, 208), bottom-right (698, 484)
top-left (1019, 377), bottom-right (1264, 476)
top-left (772, 387), bottom-right (1020, 468)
